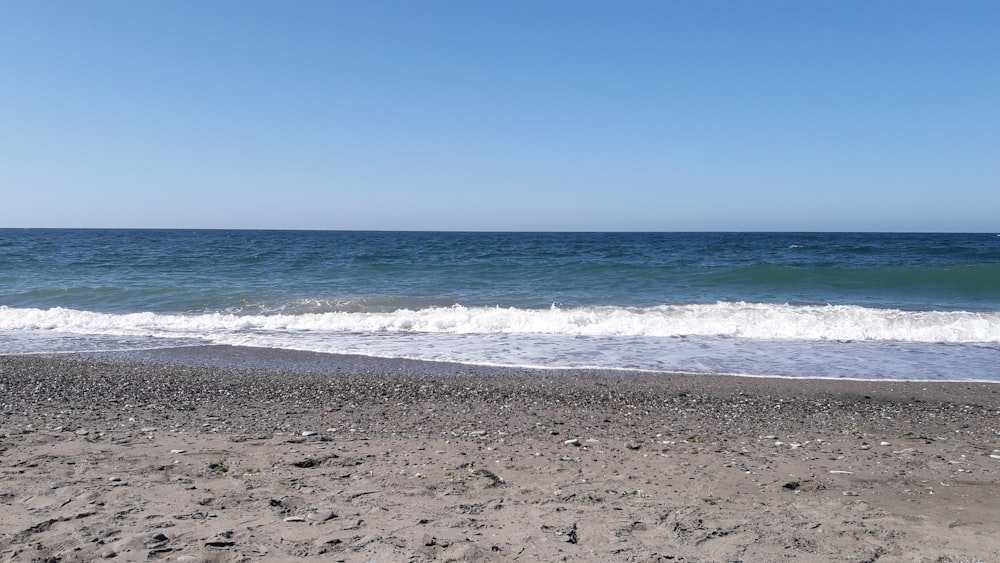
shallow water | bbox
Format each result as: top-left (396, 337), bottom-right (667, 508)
top-left (2, 230), bottom-right (998, 380)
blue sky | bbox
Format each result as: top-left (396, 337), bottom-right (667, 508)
top-left (2, 1), bottom-right (998, 231)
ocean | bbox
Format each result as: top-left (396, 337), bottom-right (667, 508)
top-left (1, 229), bottom-right (998, 381)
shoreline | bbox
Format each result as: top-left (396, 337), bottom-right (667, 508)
top-left (10, 342), bottom-right (1000, 384)
top-left (2, 350), bottom-right (999, 561)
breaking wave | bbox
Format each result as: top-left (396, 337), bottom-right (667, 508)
top-left (2, 302), bottom-right (998, 344)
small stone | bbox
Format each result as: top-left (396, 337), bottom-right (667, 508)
top-left (566, 523), bottom-right (579, 544)
top-left (307, 510), bottom-right (337, 522)
top-left (472, 468), bottom-right (504, 486)
top-left (283, 516), bottom-right (306, 522)
top-left (145, 532), bottom-right (170, 549)
top-left (352, 535), bottom-right (378, 547)
top-left (880, 441), bottom-right (891, 446)
top-left (170, 449), bottom-right (186, 454)
top-left (301, 431), bottom-right (317, 437)
top-left (75, 429), bottom-right (90, 436)
top-left (319, 538), bottom-right (343, 547)
top-left (564, 438), bottom-right (580, 447)
top-left (842, 491), bottom-right (859, 496)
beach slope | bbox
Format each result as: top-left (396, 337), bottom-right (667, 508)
top-left (2, 350), bottom-right (998, 562)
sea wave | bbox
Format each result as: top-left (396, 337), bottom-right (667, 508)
top-left (2, 302), bottom-right (998, 344)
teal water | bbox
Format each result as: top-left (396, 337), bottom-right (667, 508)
top-left (1, 230), bottom-right (998, 380)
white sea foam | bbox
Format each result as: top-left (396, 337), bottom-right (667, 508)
top-left (1, 302), bottom-right (998, 343)
top-left (3, 303), bottom-right (998, 380)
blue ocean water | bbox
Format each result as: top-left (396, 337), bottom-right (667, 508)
top-left (1, 229), bottom-right (998, 381)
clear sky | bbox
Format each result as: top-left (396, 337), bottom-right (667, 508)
top-left (2, 1), bottom-right (998, 232)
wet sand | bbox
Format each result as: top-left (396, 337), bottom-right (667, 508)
top-left (1, 347), bottom-right (999, 562)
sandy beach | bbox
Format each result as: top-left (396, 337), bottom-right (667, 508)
top-left (1, 348), bottom-right (998, 562)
